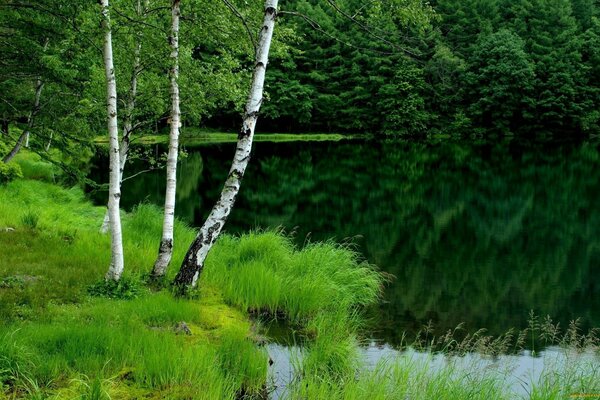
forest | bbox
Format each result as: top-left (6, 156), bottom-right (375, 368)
top-left (2, 0), bottom-right (600, 150)
top-left (1, 0), bottom-right (600, 399)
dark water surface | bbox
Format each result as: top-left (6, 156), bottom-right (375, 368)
top-left (88, 138), bottom-right (600, 345)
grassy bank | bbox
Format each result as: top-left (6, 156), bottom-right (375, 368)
top-left (0, 178), bottom-right (269, 398)
top-left (94, 129), bottom-right (352, 146)
top-left (0, 168), bottom-right (384, 398)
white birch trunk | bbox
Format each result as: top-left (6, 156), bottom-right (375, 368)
top-left (100, 0), bottom-right (146, 234)
top-left (152, 0), bottom-right (181, 277)
top-left (173, 0), bottom-right (278, 289)
top-left (23, 78), bottom-right (44, 151)
top-left (101, 0), bottom-right (125, 281)
top-left (45, 131), bottom-right (52, 152)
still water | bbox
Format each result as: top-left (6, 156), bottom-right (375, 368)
top-left (88, 138), bottom-right (600, 343)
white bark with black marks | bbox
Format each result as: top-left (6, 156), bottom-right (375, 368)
top-left (152, 0), bottom-right (181, 277)
top-left (100, 0), bottom-right (147, 234)
top-left (173, 0), bottom-right (278, 289)
top-left (101, 0), bottom-right (125, 281)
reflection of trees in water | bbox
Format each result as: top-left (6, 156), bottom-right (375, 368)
top-left (223, 140), bottom-right (600, 341)
top-left (174, 152), bottom-right (203, 224)
top-left (88, 140), bottom-right (600, 343)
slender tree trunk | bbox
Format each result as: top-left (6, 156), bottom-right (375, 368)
top-left (101, 0), bottom-right (125, 281)
top-left (173, 0), bottom-right (278, 290)
top-left (1, 119), bottom-right (8, 137)
top-left (24, 38), bottom-right (48, 150)
top-left (100, 0), bottom-right (146, 234)
top-left (2, 74), bottom-right (45, 163)
top-left (45, 131), bottom-right (52, 151)
top-left (152, 0), bottom-right (181, 277)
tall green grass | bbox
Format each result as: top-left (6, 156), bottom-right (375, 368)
top-left (205, 231), bottom-right (384, 322)
top-left (286, 315), bottom-right (600, 400)
top-left (0, 179), bottom-right (272, 398)
top-left (0, 294), bottom-right (268, 399)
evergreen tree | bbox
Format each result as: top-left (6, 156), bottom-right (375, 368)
top-left (464, 29), bottom-right (535, 134)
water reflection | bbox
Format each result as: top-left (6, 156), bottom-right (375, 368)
top-left (87, 139), bottom-right (600, 343)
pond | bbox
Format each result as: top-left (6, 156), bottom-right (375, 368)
top-left (87, 137), bottom-right (600, 394)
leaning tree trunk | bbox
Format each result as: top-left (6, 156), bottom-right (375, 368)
top-left (101, 0), bottom-right (125, 281)
top-left (23, 38), bottom-right (49, 150)
top-left (100, 0), bottom-right (146, 233)
top-left (173, 0), bottom-right (278, 290)
top-left (152, 0), bottom-right (181, 277)
top-left (2, 75), bottom-right (45, 163)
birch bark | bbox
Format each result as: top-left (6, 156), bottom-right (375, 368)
top-left (152, 0), bottom-right (181, 277)
top-left (100, 0), bottom-right (146, 233)
top-left (101, 0), bottom-right (125, 281)
top-left (173, 0), bottom-right (278, 290)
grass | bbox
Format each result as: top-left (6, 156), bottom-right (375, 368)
top-left (12, 151), bottom-right (58, 182)
top-left (0, 178), bottom-right (270, 398)
top-left (204, 232), bottom-right (384, 322)
top-left (282, 314), bottom-right (600, 400)
top-left (94, 128), bottom-right (352, 146)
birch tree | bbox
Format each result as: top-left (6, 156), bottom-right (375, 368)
top-left (152, 0), bottom-right (181, 277)
top-left (100, 0), bottom-right (148, 233)
top-left (101, 0), bottom-right (125, 281)
top-left (173, 0), bottom-right (278, 290)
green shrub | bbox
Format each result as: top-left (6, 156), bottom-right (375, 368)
top-left (0, 276), bottom-right (26, 289)
top-left (0, 162), bottom-right (23, 184)
top-left (87, 276), bottom-right (146, 300)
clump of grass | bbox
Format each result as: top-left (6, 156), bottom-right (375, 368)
top-left (204, 231), bottom-right (384, 322)
top-left (289, 353), bottom-right (511, 400)
top-left (71, 375), bottom-right (111, 400)
top-left (0, 331), bottom-right (36, 389)
top-left (216, 328), bottom-right (268, 395)
top-left (20, 210), bottom-right (40, 230)
top-left (299, 311), bottom-right (362, 384)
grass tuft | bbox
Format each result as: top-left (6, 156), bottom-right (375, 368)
top-left (20, 210), bottom-right (40, 230)
top-left (205, 231), bottom-right (384, 323)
